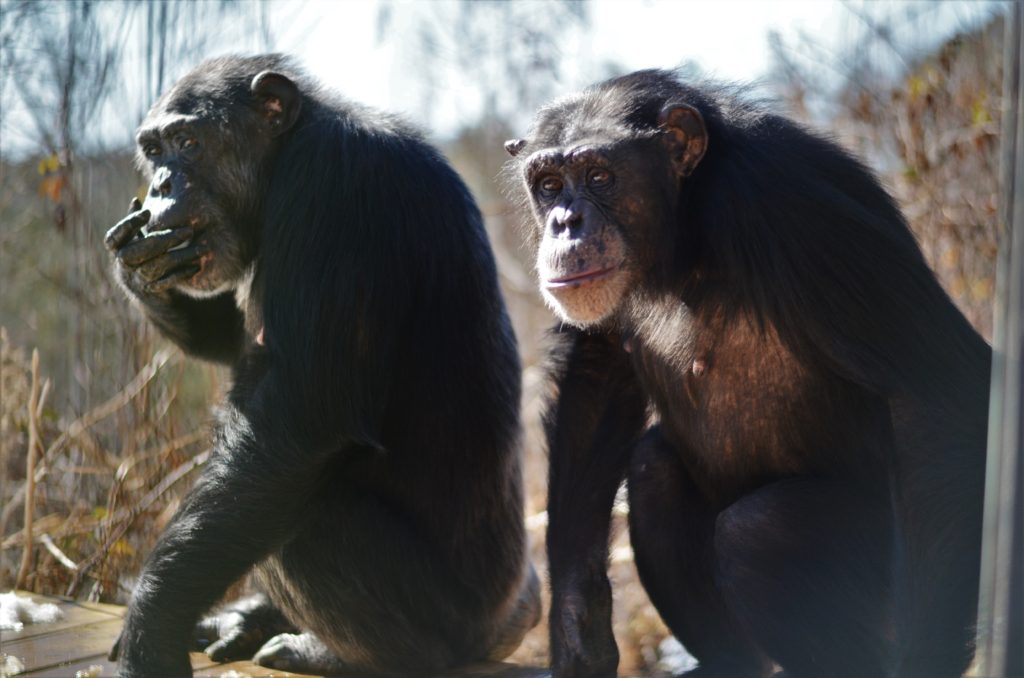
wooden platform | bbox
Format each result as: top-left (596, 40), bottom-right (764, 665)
top-left (0, 592), bottom-right (550, 677)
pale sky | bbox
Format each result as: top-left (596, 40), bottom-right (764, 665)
top-left (267, 0), bottom-right (1002, 137)
top-left (0, 0), bottom-right (1004, 156)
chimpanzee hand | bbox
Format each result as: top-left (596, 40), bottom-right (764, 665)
top-left (550, 578), bottom-right (619, 678)
top-left (105, 197), bottom-right (204, 299)
top-left (108, 619), bottom-right (192, 678)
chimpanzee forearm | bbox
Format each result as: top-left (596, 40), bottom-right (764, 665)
top-left (137, 290), bottom-right (247, 365)
top-left (105, 200), bottom-right (249, 365)
top-left (544, 329), bottom-right (647, 677)
top-left (114, 366), bottom-right (336, 676)
top-left (889, 395), bottom-right (988, 677)
top-left (121, 453), bottom-right (306, 641)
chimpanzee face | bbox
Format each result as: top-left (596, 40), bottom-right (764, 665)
top-left (133, 70), bottom-right (300, 298)
top-left (520, 142), bottom-right (640, 326)
top-left (135, 111), bottom-right (253, 297)
top-left (510, 103), bottom-right (707, 327)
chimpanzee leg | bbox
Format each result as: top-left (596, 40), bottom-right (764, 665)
top-left (714, 478), bottom-right (895, 678)
top-left (252, 483), bottom-right (538, 675)
top-left (628, 429), bottom-right (773, 678)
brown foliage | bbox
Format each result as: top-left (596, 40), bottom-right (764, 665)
top-left (840, 18), bottom-right (1003, 339)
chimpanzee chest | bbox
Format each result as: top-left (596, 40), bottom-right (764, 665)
top-left (629, 304), bottom-right (876, 497)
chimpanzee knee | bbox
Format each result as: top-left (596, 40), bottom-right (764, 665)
top-left (628, 428), bottom-right (694, 515)
top-left (713, 479), bottom-right (894, 678)
top-left (628, 430), bottom-right (770, 676)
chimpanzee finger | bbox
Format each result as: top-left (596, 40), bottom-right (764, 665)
top-left (205, 624), bottom-right (265, 663)
top-left (104, 209), bottom-right (150, 251)
top-left (108, 631), bottom-right (123, 660)
top-left (128, 197), bottom-right (142, 215)
top-left (145, 264), bottom-right (202, 294)
top-left (117, 228), bottom-right (193, 267)
top-left (194, 615), bottom-right (223, 648)
top-left (136, 243), bottom-right (207, 282)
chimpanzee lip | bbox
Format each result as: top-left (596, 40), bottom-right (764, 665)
top-left (545, 265), bottom-right (619, 289)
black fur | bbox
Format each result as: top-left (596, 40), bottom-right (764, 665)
top-left (107, 54), bottom-right (539, 676)
top-left (509, 70), bottom-right (990, 678)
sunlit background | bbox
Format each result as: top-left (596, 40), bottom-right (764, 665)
top-left (0, 1), bottom-right (1010, 674)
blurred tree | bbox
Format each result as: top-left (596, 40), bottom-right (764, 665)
top-left (766, 3), bottom-right (1006, 339)
top-left (765, 2), bottom-right (1001, 126)
top-left (1, 0), bottom-right (271, 156)
top-left (376, 0), bottom-right (590, 132)
top-left (0, 0), bottom-right (268, 410)
top-left (0, 1), bottom-right (267, 596)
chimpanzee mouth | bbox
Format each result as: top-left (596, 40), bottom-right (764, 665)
top-left (545, 265), bottom-right (619, 289)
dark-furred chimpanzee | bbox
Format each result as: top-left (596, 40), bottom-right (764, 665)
top-left (104, 54), bottom-right (540, 676)
top-left (505, 70), bottom-right (990, 678)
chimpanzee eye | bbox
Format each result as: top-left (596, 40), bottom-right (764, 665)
top-left (181, 137), bottom-right (198, 151)
top-left (588, 168), bottom-right (612, 187)
top-left (143, 143), bottom-right (162, 157)
top-left (539, 176), bottom-right (563, 195)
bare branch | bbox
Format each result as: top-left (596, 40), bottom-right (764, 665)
top-left (15, 349), bottom-right (42, 589)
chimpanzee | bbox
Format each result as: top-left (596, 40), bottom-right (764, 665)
top-left (104, 54), bottom-right (540, 676)
top-left (505, 70), bottom-right (990, 678)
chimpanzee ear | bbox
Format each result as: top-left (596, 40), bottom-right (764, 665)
top-left (251, 71), bottom-right (301, 137)
top-left (658, 103), bottom-right (707, 178)
top-left (504, 138), bottom-right (527, 157)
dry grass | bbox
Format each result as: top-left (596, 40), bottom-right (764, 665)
top-left (0, 327), bottom-right (218, 602)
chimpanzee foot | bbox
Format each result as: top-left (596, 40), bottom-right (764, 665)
top-left (194, 593), bottom-right (296, 662)
top-left (253, 632), bottom-right (349, 674)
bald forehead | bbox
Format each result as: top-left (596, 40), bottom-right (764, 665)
top-left (136, 112), bottom-right (202, 141)
top-left (523, 143), bottom-right (618, 176)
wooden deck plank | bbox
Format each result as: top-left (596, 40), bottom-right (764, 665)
top-left (1, 592), bottom-right (549, 677)
top-left (17, 652), bottom-right (320, 678)
top-left (441, 663), bottom-right (551, 677)
top-left (70, 599), bottom-right (129, 617)
top-left (5, 618), bottom-right (123, 674)
top-left (22, 654), bottom-right (117, 676)
top-left (10, 589), bottom-right (126, 617)
top-left (3, 597), bottom-right (122, 642)
top-left (191, 658), bottom-right (320, 677)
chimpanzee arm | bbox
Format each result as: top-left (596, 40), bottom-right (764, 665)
top-left (766, 159), bottom-right (991, 676)
top-left (823, 300), bottom-right (988, 677)
top-left (105, 200), bottom-right (247, 365)
top-left (545, 328), bottom-right (648, 678)
top-left (113, 362), bottom-right (297, 673)
top-left (113, 332), bottom-right (386, 676)
top-left (808, 292), bottom-right (988, 676)
top-left (134, 291), bottom-right (247, 365)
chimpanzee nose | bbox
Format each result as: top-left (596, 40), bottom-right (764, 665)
top-left (550, 205), bottom-right (583, 236)
top-left (150, 168), bottom-right (173, 198)
top-left (561, 209), bottom-right (582, 228)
